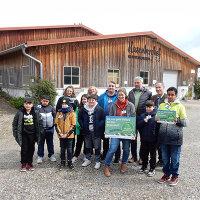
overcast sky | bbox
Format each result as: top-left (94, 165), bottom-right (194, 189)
top-left (1, 0), bottom-right (200, 62)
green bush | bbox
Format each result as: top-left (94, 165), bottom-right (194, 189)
top-left (194, 80), bottom-right (200, 99)
top-left (26, 78), bottom-right (57, 106)
top-left (9, 97), bottom-right (24, 109)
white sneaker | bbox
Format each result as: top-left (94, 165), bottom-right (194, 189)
top-left (83, 155), bottom-right (87, 162)
top-left (82, 159), bottom-right (91, 167)
top-left (37, 156), bottom-right (43, 164)
top-left (72, 156), bottom-right (78, 163)
top-left (50, 155), bottom-right (56, 162)
top-left (94, 162), bottom-right (101, 170)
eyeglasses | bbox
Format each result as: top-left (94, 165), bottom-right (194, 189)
top-left (108, 85), bottom-right (115, 87)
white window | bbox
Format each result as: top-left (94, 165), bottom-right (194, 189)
top-left (140, 71), bottom-right (149, 85)
top-left (108, 69), bottom-right (120, 86)
top-left (8, 67), bottom-right (14, 85)
top-left (0, 69), bottom-right (3, 84)
top-left (22, 66), bottom-right (30, 85)
top-left (63, 66), bottom-right (80, 87)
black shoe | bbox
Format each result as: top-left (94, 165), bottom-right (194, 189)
top-left (113, 158), bottom-right (120, 164)
top-left (68, 160), bottom-right (74, 170)
top-left (138, 166), bottom-right (148, 174)
top-left (59, 160), bottom-right (65, 170)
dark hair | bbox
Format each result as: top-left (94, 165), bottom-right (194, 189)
top-left (109, 81), bottom-right (116, 85)
top-left (146, 100), bottom-right (155, 107)
top-left (167, 87), bottom-right (177, 95)
top-left (41, 95), bottom-right (50, 100)
top-left (88, 94), bottom-right (98, 101)
top-left (63, 86), bottom-right (76, 98)
top-left (24, 97), bottom-right (34, 103)
top-left (79, 94), bottom-right (89, 112)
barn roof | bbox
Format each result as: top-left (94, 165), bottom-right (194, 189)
top-left (0, 24), bottom-right (102, 36)
top-left (26, 31), bottom-right (200, 66)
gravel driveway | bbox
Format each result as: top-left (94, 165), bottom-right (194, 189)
top-left (0, 97), bottom-right (199, 200)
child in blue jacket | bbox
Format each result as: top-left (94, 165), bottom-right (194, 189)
top-left (137, 100), bottom-right (157, 177)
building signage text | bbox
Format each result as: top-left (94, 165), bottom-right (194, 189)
top-left (128, 41), bottom-right (161, 62)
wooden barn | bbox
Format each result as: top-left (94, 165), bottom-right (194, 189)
top-left (0, 24), bottom-right (199, 98)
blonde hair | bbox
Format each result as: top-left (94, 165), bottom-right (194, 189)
top-left (87, 86), bottom-right (98, 95)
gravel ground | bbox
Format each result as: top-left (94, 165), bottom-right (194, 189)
top-left (0, 97), bottom-right (200, 200)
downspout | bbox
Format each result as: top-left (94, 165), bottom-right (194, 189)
top-left (21, 44), bottom-right (43, 79)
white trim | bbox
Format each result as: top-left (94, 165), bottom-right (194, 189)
top-left (63, 66), bottom-right (80, 87)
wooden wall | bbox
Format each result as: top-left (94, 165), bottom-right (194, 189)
top-left (0, 27), bottom-right (97, 52)
top-left (0, 35), bottom-right (198, 89)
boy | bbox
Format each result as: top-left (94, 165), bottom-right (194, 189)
top-left (137, 100), bottom-right (157, 177)
top-left (12, 97), bottom-right (43, 172)
top-left (156, 87), bottom-right (187, 186)
top-left (36, 95), bottom-right (56, 163)
top-left (78, 94), bottom-right (105, 169)
top-left (55, 98), bottom-right (76, 170)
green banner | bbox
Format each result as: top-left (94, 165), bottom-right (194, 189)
top-left (105, 116), bottom-right (136, 139)
top-left (157, 110), bottom-right (176, 123)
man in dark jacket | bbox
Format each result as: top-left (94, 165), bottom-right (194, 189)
top-left (151, 82), bottom-right (166, 167)
top-left (128, 76), bottom-right (152, 164)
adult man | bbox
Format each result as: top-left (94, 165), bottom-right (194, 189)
top-left (128, 76), bottom-right (152, 164)
top-left (151, 82), bottom-right (166, 166)
top-left (98, 81), bottom-right (120, 163)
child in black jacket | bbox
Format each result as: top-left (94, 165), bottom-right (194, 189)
top-left (137, 100), bottom-right (157, 177)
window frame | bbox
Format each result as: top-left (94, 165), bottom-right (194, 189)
top-left (140, 70), bottom-right (149, 85)
top-left (22, 66), bottom-right (31, 86)
top-left (8, 67), bottom-right (15, 85)
top-left (107, 68), bottom-right (120, 87)
top-left (63, 66), bottom-right (80, 87)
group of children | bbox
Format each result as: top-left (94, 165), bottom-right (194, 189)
top-left (12, 86), bottom-right (187, 187)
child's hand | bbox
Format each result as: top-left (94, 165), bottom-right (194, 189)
top-left (174, 118), bottom-right (178, 123)
top-left (144, 118), bottom-right (148, 123)
top-left (155, 118), bottom-right (159, 122)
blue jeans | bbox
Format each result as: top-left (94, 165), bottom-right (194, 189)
top-left (160, 144), bottom-right (181, 177)
top-left (37, 128), bottom-right (54, 158)
top-left (105, 138), bottom-right (131, 166)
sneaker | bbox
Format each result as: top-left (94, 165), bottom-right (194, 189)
top-left (147, 168), bottom-right (155, 177)
top-left (68, 161), bottom-right (75, 170)
top-left (158, 174), bottom-right (171, 184)
top-left (72, 156), bottom-right (78, 163)
top-left (82, 159), bottom-right (91, 167)
top-left (37, 156), bottom-right (43, 164)
top-left (169, 176), bottom-right (179, 186)
top-left (27, 163), bottom-right (35, 171)
top-left (83, 155), bottom-right (87, 162)
top-left (20, 163), bottom-right (26, 172)
top-left (50, 155), bottom-right (56, 162)
top-left (138, 167), bottom-right (148, 174)
top-left (113, 158), bottom-right (120, 164)
top-left (59, 160), bottom-right (65, 170)
top-left (94, 162), bottom-right (101, 169)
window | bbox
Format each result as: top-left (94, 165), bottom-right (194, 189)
top-left (0, 69), bottom-right (3, 84)
top-left (64, 66), bottom-right (80, 86)
top-left (108, 69), bottom-right (120, 86)
top-left (22, 66), bottom-right (30, 85)
top-left (8, 67), bottom-right (14, 85)
top-left (140, 71), bottom-right (149, 85)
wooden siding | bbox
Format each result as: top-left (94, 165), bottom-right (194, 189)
top-left (0, 35), bottom-right (198, 89)
top-left (0, 27), bottom-right (97, 52)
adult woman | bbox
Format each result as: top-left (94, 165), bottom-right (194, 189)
top-left (87, 86), bottom-right (98, 95)
top-left (56, 86), bottom-right (79, 112)
top-left (104, 88), bottom-right (135, 177)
